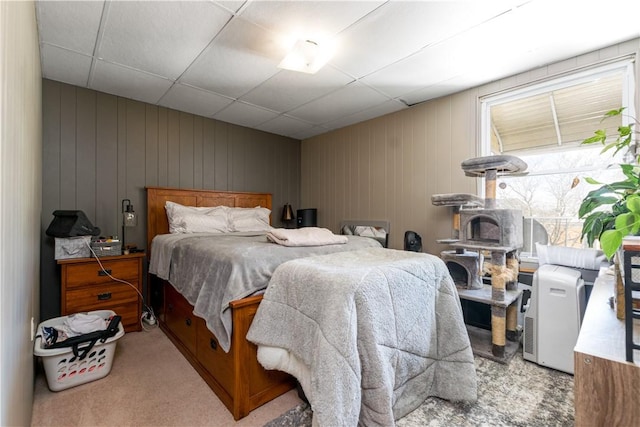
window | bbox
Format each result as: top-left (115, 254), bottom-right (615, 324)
top-left (480, 58), bottom-right (636, 257)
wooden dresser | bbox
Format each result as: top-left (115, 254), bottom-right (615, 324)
top-left (58, 252), bottom-right (144, 332)
top-left (574, 269), bottom-right (640, 425)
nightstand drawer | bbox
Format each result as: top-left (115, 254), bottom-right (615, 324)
top-left (65, 282), bottom-right (138, 313)
top-left (64, 259), bottom-right (139, 288)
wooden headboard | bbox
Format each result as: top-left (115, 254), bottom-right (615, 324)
top-left (146, 187), bottom-right (272, 258)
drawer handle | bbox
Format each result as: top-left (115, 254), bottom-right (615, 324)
top-left (185, 318), bottom-right (192, 327)
top-left (98, 269), bottom-right (112, 276)
top-left (210, 338), bottom-right (217, 350)
top-left (97, 292), bottom-right (112, 301)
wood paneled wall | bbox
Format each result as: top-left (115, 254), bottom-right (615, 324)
top-left (41, 79), bottom-right (300, 320)
top-left (301, 92), bottom-right (478, 252)
top-left (301, 38), bottom-right (640, 254)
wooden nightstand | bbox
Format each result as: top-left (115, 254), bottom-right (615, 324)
top-left (58, 252), bottom-right (145, 332)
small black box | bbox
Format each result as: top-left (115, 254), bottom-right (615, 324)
top-left (296, 208), bottom-right (317, 228)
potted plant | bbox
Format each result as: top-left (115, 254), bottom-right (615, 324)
top-left (579, 107), bottom-right (640, 260)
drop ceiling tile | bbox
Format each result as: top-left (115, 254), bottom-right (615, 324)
top-left (159, 84), bottom-right (233, 117)
top-left (91, 60), bottom-right (173, 105)
top-left (289, 82), bottom-right (388, 125)
top-left (40, 44), bottom-right (92, 87)
top-left (396, 0), bottom-right (640, 108)
top-left (214, 1), bottom-right (247, 14)
top-left (400, 79), bottom-right (473, 106)
top-left (324, 99), bottom-right (408, 130)
top-left (331, 1), bottom-right (523, 79)
top-left (257, 114), bottom-right (317, 139)
top-left (292, 126), bottom-right (331, 141)
top-left (361, 40), bottom-right (467, 100)
top-left (476, 0), bottom-right (640, 72)
top-left (98, 1), bottom-right (231, 79)
top-left (240, 1), bottom-right (384, 42)
top-left (241, 66), bottom-right (354, 113)
top-left (213, 101), bottom-right (280, 128)
top-left (180, 17), bottom-right (284, 99)
top-left (287, 81), bottom-right (391, 125)
top-left (36, 0), bottom-right (103, 55)
top-left (360, 6), bottom-right (540, 102)
top-left (388, 0), bottom-right (635, 106)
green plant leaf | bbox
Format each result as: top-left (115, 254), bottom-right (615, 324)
top-left (582, 130), bottom-right (607, 145)
top-left (612, 134), bottom-right (633, 156)
top-left (612, 200), bottom-right (631, 215)
top-left (627, 168), bottom-right (639, 185)
top-left (627, 195), bottom-right (640, 213)
top-left (602, 142), bottom-right (618, 154)
top-left (580, 211), bottom-right (613, 246)
top-left (615, 212), bottom-right (635, 231)
top-left (631, 214), bottom-right (640, 235)
top-left (583, 180), bottom-right (637, 197)
top-left (579, 195), bottom-right (622, 217)
top-left (606, 179), bottom-right (638, 190)
top-left (619, 125), bottom-right (632, 136)
top-left (584, 177), bottom-right (602, 185)
top-left (600, 229), bottom-right (623, 260)
top-left (620, 163), bottom-right (637, 177)
top-left (603, 107), bottom-right (625, 119)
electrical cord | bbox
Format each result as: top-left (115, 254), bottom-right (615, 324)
top-left (85, 241), bottom-right (157, 332)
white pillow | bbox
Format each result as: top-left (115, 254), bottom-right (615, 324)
top-left (180, 212), bottom-right (229, 233)
top-left (227, 207), bottom-right (272, 232)
top-left (165, 201), bottom-right (224, 234)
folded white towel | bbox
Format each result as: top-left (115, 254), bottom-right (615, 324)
top-left (267, 227), bottom-right (348, 247)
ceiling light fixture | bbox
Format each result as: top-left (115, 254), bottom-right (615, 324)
top-left (278, 39), bottom-right (334, 74)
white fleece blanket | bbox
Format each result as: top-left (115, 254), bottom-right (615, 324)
top-left (266, 227), bottom-right (348, 247)
top-left (247, 248), bottom-right (477, 426)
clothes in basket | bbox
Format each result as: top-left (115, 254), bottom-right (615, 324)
top-left (33, 310), bottom-right (125, 391)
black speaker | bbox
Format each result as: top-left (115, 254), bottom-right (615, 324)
top-left (404, 231), bottom-right (422, 252)
top-left (296, 208), bottom-right (317, 228)
top-left (46, 210), bottom-right (101, 238)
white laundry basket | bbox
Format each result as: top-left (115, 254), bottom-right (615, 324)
top-left (33, 310), bottom-right (125, 391)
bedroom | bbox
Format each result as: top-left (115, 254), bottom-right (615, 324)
top-left (2, 0), bottom-right (640, 426)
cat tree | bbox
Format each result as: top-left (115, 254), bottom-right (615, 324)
top-left (434, 155), bottom-right (527, 362)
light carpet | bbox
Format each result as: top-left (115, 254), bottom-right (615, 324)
top-left (265, 350), bottom-right (574, 427)
top-left (31, 327), bottom-right (300, 427)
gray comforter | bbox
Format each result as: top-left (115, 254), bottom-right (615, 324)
top-left (247, 247), bottom-right (477, 426)
top-left (148, 232), bottom-right (382, 352)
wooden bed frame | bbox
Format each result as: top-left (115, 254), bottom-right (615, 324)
top-left (146, 187), bottom-right (295, 420)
